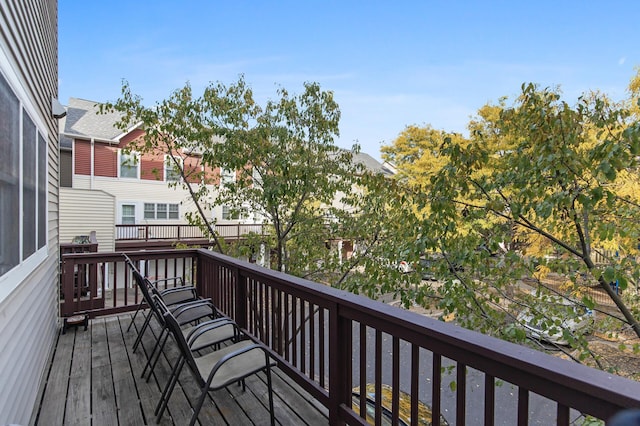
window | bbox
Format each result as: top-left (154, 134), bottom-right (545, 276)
top-left (221, 168), bottom-right (235, 186)
top-left (23, 113), bottom-right (37, 259)
top-left (142, 203), bottom-right (179, 220)
top-left (222, 205), bottom-right (249, 220)
top-left (222, 205), bottom-right (238, 220)
top-left (144, 203), bottom-right (155, 219)
top-left (0, 70), bottom-right (47, 279)
top-left (169, 204), bottom-right (179, 219)
top-left (119, 150), bottom-right (139, 178)
top-left (0, 72), bottom-right (20, 277)
top-left (157, 204), bottom-right (167, 219)
top-left (122, 204), bottom-right (136, 224)
top-left (165, 155), bottom-right (182, 182)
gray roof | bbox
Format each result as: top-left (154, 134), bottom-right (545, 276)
top-left (59, 98), bottom-right (125, 146)
top-left (352, 152), bottom-right (395, 176)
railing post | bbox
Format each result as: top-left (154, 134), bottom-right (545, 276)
top-left (177, 225), bottom-right (181, 240)
top-left (61, 256), bottom-right (76, 317)
top-left (235, 268), bottom-right (247, 330)
top-left (328, 302), bottom-right (351, 425)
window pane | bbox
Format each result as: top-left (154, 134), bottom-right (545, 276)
top-left (221, 168), bottom-right (235, 185)
top-left (165, 156), bottom-right (181, 181)
top-left (144, 203), bottom-right (155, 219)
top-left (23, 110), bottom-right (36, 259)
top-left (222, 205), bottom-right (239, 220)
top-left (120, 151), bottom-right (138, 178)
top-left (156, 203), bottom-right (167, 219)
top-left (122, 204), bottom-right (136, 224)
top-left (38, 131), bottom-right (46, 249)
top-left (0, 72), bottom-right (20, 277)
top-left (168, 204), bottom-right (179, 219)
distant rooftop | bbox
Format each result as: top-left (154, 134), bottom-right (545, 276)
top-left (59, 98), bottom-right (124, 149)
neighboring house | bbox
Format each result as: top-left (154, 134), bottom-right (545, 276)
top-left (58, 98), bottom-right (390, 250)
top-left (59, 98), bottom-right (262, 247)
top-left (0, 0), bottom-right (62, 423)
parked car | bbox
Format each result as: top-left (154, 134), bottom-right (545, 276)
top-left (352, 383), bottom-right (449, 425)
top-left (397, 260), bottom-right (414, 274)
top-left (516, 297), bottom-right (595, 346)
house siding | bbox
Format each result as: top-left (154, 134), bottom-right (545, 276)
top-left (72, 174), bottom-right (212, 223)
top-left (0, 0), bottom-right (60, 424)
top-left (141, 153), bottom-right (164, 181)
top-left (59, 188), bottom-right (116, 252)
top-left (60, 149), bottom-right (72, 187)
top-left (94, 143), bottom-right (117, 177)
top-left (74, 139), bottom-right (91, 174)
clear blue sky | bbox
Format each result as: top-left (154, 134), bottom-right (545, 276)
top-left (59, 1), bottom-right (640, 160)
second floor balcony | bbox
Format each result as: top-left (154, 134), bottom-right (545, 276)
top-left (47, 248), bottom-right (640, 425)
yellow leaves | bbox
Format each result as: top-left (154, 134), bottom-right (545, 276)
top-left (533, 264), bottom-right (550, 281)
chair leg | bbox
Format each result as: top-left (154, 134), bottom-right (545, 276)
top-left (155, 357), bottom-right (185, 421)
top-left (188, 385), bottom-right (210, 426)
top-left (146, 331), bottom-right (171, 382)
top-left (126, 302), bottom-right (144, 332)
top-left (142, 329), bottom-right (167, 379)
top-left (266, 366), bottom-right (275, 426)
top-left (132, 310), bottom-right (153, 353)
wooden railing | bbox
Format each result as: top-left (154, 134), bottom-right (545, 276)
top-left (115, 223), bottom-right (267, 241)
top-left (60, 250), bottom-right (198, 317)
top-left (60, 248), bottom-right (640, 425)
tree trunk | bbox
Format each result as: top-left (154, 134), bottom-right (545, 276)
top-left (598, 276), bottom-right (640, 338)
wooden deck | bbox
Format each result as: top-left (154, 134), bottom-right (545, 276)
top-left (32, 313), bottom-right (328, 425)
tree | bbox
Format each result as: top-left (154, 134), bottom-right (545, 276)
top-left (103, 77), bottom-right (415, 283)
top-left (383, 79), bottom-right (640, 364)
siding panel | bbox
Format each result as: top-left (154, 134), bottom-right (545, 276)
top-left (74, 139), bottom-right (91, 175)
top-left (94, 143), bottom-right (117, 177)
top-left (59, 188), bottom-right (116, 252)
top-left (141, 156), bottom-right (163, 181)
top-left (0, 0), bottom-right (60, 424)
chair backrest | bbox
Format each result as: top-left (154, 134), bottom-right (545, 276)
top-left (122, 253), bottom-right (140, 275)
top-left (154, 294), bottom-right (204, 386)
top-left (131, 268), bottom-right (156, 311)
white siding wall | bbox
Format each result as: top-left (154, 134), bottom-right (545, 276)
top-left (0, 0), bottom-right (59, 423)
top-left (73, 174), bottom-right (214, 223)
top-left (60, 188), bottom-right (116, 252)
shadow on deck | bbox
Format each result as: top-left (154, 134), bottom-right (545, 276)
top-left (33, 313), bottom-right (328, 425)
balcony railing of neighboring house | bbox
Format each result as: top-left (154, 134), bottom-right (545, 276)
top-left (59, 248), bottom-right (640, 425)
top-left (115, 223), bottom-right (267, 241)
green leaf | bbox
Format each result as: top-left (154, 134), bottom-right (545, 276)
top-left (581, 296), bottom-right (595, 310)
top-left (603, 266), bottom-right (616, 283)
top-left (449, 381), bottom-right (457, 392)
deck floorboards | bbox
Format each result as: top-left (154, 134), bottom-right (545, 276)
top-left (33, 313), bottom-right (328, 425)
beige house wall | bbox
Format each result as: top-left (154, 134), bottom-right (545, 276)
top-left (0, 0), bottom-right (60, 424)
top-left (73, 174), bottom-right (214, 224)
top-left (59, 188), bottom-right (116, 252)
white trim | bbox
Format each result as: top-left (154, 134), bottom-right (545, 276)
top-left (0, 49), bottom-right (49, 297)
top-left (0, 49), bottom-right (48, 132)
top-left (164, 154), bottom-right (183, 182)
top-left (0, 249), bottom-right (47, 301)
top-left (59, 131), bottom-right (116, 144)
top-left (117, 149), bottom-right (140, 179)
top-left (114, 121), bottom-right (144, 142)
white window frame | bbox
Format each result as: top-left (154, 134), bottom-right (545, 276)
top-left (156, 203), bottom-right (168, 219)
top-left (165, 155), bottom-right (183, 182)
top-left (121, 204), bottom-right (136, 224)
top-left (118, 149), bottom-right (140, 179)
top-left (221, 168), bottom-right (235, 186)
top-left (143, 203), bottom-right (155, 220)
top-left (222, 205), bottom-right (249, 221)
top-left (141, 202), bottom-right (180, 220)
top-left (168, 203), bottom-right (179, 219)
top-left (0, 55), bottom-right (49, 296)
